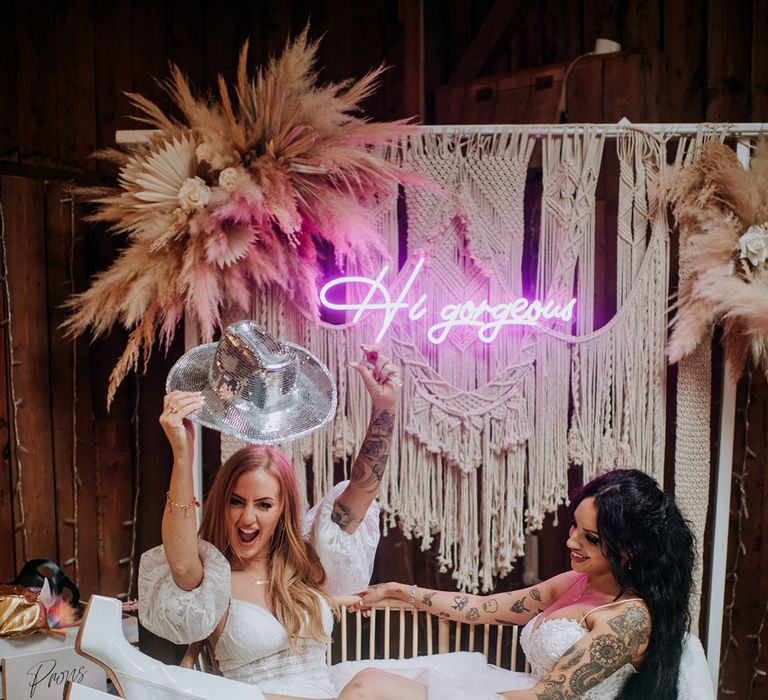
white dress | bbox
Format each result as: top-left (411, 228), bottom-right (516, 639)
top-left (139, 481), bottom-right (714, 699)
top-left (327, 615), bottom-right (714, 700)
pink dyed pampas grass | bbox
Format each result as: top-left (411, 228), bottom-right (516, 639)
top-left (669, 140), bottom-right (768, 379)
top-left (64, 28), bottom-right (424, 406)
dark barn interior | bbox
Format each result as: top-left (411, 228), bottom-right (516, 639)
top-left (1, 1), bottom-right (767, 697)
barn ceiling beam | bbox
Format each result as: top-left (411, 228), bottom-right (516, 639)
top-left (449, 0), bottom-right (536, 83)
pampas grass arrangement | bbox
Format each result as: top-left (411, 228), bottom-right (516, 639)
top-left (64, 28), bottom-right (422, 405)
top-left (669, 140), bottom-right (768, 378)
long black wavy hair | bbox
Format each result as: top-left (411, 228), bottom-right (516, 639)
top-left (570, 469), bottom-right (694, 700)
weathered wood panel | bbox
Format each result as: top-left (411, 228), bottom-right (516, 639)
top-left (706, 0), bottom-right (751, 121)
top-left (0, 184), bottom-right (14, 582)
top-left (542, 0), bottom-right (581, 63)
top-left (752, 0), bottom-right (768, 121)
top-left (622, 0), bottom-right (662, 51)
top-left (1, 176), bottom-right (57, 569)
top-left (719, 372), bottom-right (768, 698)
top-left (663, 0), bottom-right (706, 122)
top-left (54, 0), bottom-right (97, 171)
top-left (69, 202), bottom-right (102, 599)
top-left (94, 419), bottom-right (134, 597)
top-left (0, 0), bottom-right (19, 163)
top-left (45, 183), bottom-right (78, 588)
top-left (15, 2), bottom-right (59, 167)
top-left (93, 0), bottom-right (135, 162)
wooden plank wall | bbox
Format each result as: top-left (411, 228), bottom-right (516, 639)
top-left (0, 1), bottom-right (766, 696)
top-left (0, 0), bottom-right (408, 596)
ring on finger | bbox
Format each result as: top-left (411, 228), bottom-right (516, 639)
top-left (169, 406), bottom-right (178, 414)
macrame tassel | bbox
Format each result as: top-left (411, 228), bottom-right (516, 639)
top-left (212, 125), bottom-right (702, 597)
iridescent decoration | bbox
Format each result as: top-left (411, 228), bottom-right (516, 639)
top-left (166, 321), bottom-right (337, 445)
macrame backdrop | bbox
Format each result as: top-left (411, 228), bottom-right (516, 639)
top-left (220, 124), bottom-right (717, 597)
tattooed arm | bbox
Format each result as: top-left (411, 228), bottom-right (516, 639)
top-left (331, 345), bottom-right (399, 535)
top-left (353, 572), bottom-right (581, 626)
top-left (499, 601), bottom-right (651, 700)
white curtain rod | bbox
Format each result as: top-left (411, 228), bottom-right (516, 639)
top-left (419, 121), bottom-right (768, 138)
top-left (116, 122), bottom-right (768, 144)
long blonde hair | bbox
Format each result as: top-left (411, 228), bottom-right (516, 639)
top-left (199, 446), bottom-right (332, 645)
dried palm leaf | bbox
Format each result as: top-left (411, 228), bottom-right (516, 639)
top-left (669, 139), bottom-right (768, 380)
top-left (66, 27), bottom-right (428, 406)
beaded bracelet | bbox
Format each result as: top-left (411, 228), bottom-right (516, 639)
top-left (166, 492), bottom-right (200, 518)
top-left (407, 583), bottom-right (418, 608)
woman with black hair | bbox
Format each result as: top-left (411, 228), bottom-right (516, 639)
top-left (338, 468), bottom-right (713, 700)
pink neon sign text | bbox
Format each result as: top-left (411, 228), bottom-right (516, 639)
top-left (319, 257), bottom-right (576, 344)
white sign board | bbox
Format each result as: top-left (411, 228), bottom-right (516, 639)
top-left (1, 646), bottom-right (106, 700)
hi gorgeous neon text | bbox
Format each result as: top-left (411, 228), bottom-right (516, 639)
top-left (319, 257), bottom-right (576, 344)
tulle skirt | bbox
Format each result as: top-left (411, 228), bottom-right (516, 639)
top-left (327, 651), bottom-right (536, 700)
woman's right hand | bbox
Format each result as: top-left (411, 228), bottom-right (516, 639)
top-left (160, 390), bottom-right (204, 460)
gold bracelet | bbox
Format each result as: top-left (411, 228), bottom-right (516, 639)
top-left (166, 492), bottom-right (200, 518)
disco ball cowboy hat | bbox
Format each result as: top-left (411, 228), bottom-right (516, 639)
top-left (165, 320), bottom-right (337, 445)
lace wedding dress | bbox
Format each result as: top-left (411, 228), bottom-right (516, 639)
top-left (139, 481), bottom-right (713, 699)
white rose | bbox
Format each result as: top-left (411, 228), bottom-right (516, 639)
top-left (178, 176), bottom-right (212, 212)
top-left (195, 143), bottom-right (213, 164)
top-left (218, 167), bottom-right (239, 192)
top-left (738, 225), bottom-right (768, 267)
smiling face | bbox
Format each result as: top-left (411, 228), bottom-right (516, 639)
top-left (567, 496), bottom-right (611, 575)
top-left (227, 467), bottom-right (283, 563)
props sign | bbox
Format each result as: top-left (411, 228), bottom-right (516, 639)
top-left (319, 256), bottom-right (576, 343)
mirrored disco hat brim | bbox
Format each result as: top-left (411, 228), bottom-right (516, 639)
top-left (165, 341), bottom-right (337, 445)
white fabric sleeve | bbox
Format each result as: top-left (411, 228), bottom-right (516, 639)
top-left (302, 480), bottom-right (380, 597)
top-left (138, 539), bottom-right (231, 645)
top-left (677, 633), bottom-right (716, 700)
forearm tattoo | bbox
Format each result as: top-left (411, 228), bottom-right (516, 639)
top-left (466, 607), bottom-right (480, 622)
top-left (421, 591), bottom-right (436, 606)
top-left (451, 595), bottom-right (470, 611)
top-left (535, 604), bottom-right (651, 699)
top-left (330, 499), bottom-right (359, 531)
top-left (510, 597), bottom-right (530, 614)
top-left (482, 599), bottom-right (498, 613)
top-left (350, 409), bottom-right (395, 493)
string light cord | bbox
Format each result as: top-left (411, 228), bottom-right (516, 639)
top-left (719, 367), bottom-right (752, 695)
top-left (124, 373), bottom-right (141, 600)
top-left (62, 193), bottom-right (80, 584)
top-left (0, 197), bottom-right (29, 561)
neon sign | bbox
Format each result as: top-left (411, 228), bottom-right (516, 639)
top-left (319, 257), bottom-right (576, 344)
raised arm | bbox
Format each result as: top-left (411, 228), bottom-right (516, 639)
top-left (331, 345), bottom-right (399, 535)
top-left (353, 572), bottom-right (582, 627)
top-left (500, 600), bottom-right (651, 700)
top-left (159, 390), bottom-right (206, 591)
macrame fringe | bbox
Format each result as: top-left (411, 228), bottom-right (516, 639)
top-left (214, 126), bottom-right (715, 598)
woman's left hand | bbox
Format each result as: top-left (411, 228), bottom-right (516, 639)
top-left (348, 583), bottom-right (393, 617)
top-left (349, 344), bottom-right (400, 408)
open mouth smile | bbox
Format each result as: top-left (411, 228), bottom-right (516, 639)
top-left (238, 527), bottom-right (259, 544)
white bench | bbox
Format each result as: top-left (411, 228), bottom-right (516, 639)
top-left (181, 598), bottom-right (527, 674)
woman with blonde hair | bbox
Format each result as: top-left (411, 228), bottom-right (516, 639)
top-left (135, 321), bottom-right (399, 697)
